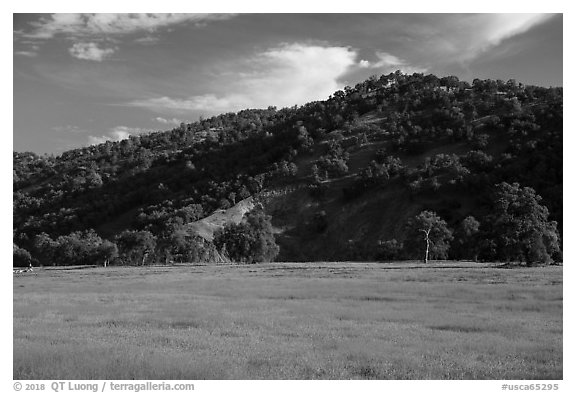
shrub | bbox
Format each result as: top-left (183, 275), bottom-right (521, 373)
top-left (376, 239), bottom-right (403, 260)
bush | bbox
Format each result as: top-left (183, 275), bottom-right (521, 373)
top-left (376, 239), bottom-right (403, 260)
top-left (314, 141), bottom-right (350, 179)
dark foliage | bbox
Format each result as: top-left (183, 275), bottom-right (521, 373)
top-left (479, 182), bottom-right (560, 265)
top-left (13, 244), bottom-right (33, 267)
top-left (115, 230), bottom-right (156, 266)
top-left (213, 208), bottom-right (279, 263)
top-left (451, 216), bottom-right (481, 261)
top-left (32, 230), bottom-right (117, 266)
top-left (376, 239), bottom-right (403, 261)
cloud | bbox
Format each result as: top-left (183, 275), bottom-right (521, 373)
top-left (249, 43), bottom-right (358, 105)
top-left (359, 51), bottom-right (427, 74)
top-left (134, 36), bottom-right (160, 45)
top-left (21, 13), bottom-right (235, 40)
top-left (69, 42), bottom-right (116, 61)
top-left (14, 44), bottom-right (39, 58)
top-left (127, 42), bottom-right (359, 114)
top-left (428, 14), bottom-right (555, 64)
top-left (51, 125), bottom-right (88, 134)
top-left (88, 135), bottom-right (112, 145)
top-left (154, 117), bottom-right (184, 125)
top-left (18, 13), bottom-right (236, 61)
top-left (479, 14), bottom-right (554, 50)
top-left (14, 51), bottom-right (37, 57)
top-left (133, 94), bottom-right (249, 113)
top-left (358, 59), bottom-right (371, 68)
top-left (88, 126), bottom-right (150, 145)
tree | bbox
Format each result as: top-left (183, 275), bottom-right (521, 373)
top-left (32, 230), bottom-right (116, 266)
top-left (33, 232), bottom-right (58, 264)
top-left (452, 216), bottom-right (480, 261)
top-left (471, 133), bottom-right (490, 149)
top-left (482, 182), bottom-right (560, 265)
top-left (97, 240), bottom-right (118, 267)
top-left (462, 150), bottom-right (493, 172)
top-left (174, 204), bottom-right (204, 224)
top-left (85, 170), bottom-right (103, 188)
top-left (405, 211), bottom-right (453, 263)
top-left (156, 222), bottom-right (208, 264)
top-left (115, 230), bottom-right (156, 266)
top-left (13, 244), bottom-right (32, 268)
top-left (213, 208), bottom-right (279, 263)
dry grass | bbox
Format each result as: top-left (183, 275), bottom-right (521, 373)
top-left (13, 262), bottom-right (562, 379)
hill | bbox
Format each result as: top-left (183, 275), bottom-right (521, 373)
top-left (13, 71), bottom-right (563, 265)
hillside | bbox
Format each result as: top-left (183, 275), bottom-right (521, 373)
top-left (13, 72), bottom-right (563, 265)
top-left (188, 197), bottom-right (255, 241)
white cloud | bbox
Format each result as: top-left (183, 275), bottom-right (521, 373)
top-left (481, 14), bottom-right (554, 49)
top-left (358, 59), bottom-right (371, 68)
top-left (154, 117), bottom-right (184, 125)
top-left (249, 43), bottom-right (358, 105)
top-left (18, 13), bottom-right (236, 61)
top-left (372, 52), bottom-right (405, 68)
top-left (133, 94), bottom-right (249, 113)
top-left (359, 51), bottom-right (427, 74)
top-left (14, 51), bottom-right (37, 57)
top-left (127, 43), bottom-right (359, 114)
top-left (69, 42), bottom-right (116, 61)
top-left (359, 14), bottom-right (554, 70)
top-left (22, 13), bottom-right (235, 39)
top-left (433, 14), bottom-right (555, 63)
top-left (88, 126), bottom-right (150, 145)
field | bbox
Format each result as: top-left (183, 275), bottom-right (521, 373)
top-left (13, 262), bottom-right (562, 380)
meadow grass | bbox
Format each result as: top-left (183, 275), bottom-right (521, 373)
top-left (13, 262), bottom-right (562, 379)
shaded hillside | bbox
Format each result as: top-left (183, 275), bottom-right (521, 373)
top-left (13, 72), bottom-right (562, 264)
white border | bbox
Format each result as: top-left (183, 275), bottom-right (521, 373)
top-left (4, 2), bottom-right (572, 392)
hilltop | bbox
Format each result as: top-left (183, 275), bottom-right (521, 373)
top-left (13, 71), bottom-right (562, 265)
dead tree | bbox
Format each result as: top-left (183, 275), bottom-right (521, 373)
top-left (419, 225), bottom-right (432, 263)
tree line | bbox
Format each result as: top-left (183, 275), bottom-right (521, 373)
top-left (389, 182), bottom-right (560, 265)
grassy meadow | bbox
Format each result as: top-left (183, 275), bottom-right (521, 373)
top-left (13, 262), bottom-right (562, 379)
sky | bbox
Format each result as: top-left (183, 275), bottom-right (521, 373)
top-left (13, 13), bottom-right (563, 154)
